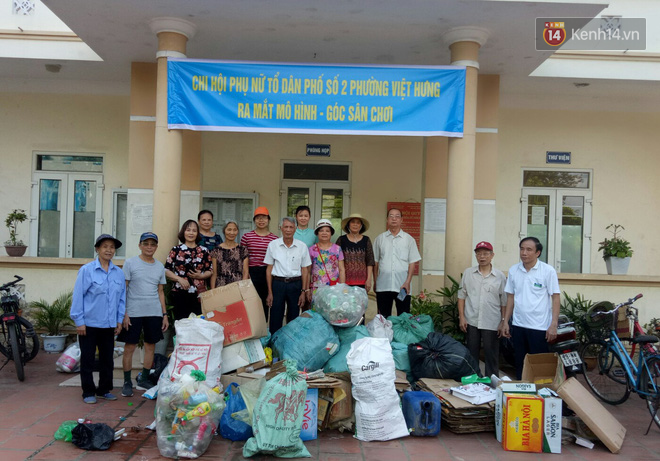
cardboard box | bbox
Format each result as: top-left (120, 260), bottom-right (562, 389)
top-left (301, 388), bottom-right (319, 441)
top-left (495, 382), bottom-right (536, 442)
top-left (221, 338), bottom-right (267, 373)
top-left (220, 370), bottom-right (266, 389)
top-left (538, 388), bottom-right (562, 454)
top-left (200, 279), bottom-right (268, 345)
top-left (521, 353), bottom-right (566, 391)
top-left (557, 377), bottom-right (626, 454)
top-left (502, 393), bottom-right (544, 453)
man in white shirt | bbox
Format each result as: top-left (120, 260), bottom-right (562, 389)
top-left (458, 241), bottom-right (507, 378)
top-left (500, 237), bottom-right (560, 379)
top-left (373, 207), bottom-right (422, 317)
top-left (264, 217), bottom-right (312, 334)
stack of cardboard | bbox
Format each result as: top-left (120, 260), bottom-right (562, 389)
top-left (417, 378), bottom-right (495, 433)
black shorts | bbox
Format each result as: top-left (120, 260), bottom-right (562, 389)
top-left (116, 316), bottom-right (164, 345)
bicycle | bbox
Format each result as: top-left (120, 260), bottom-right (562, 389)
top-left (579, 293), bottom-right (660, 430)
top-left (0, 275), bottom-right (40, 381)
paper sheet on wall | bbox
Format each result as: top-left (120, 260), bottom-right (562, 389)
top-left (424, 199), bottom-right (446, 232)
top-left (531, 206), bottom-right (545, 225)
top-left (131, 204), bottom-right (153, 234)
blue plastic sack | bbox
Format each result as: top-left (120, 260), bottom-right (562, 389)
top-left (324, 325), bottom-right (369, 373)
top-left (271, 311), bottom-right (339, 371)
top-left (219, 383), bottom-right (253, 441)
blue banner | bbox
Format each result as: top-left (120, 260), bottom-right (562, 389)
top-left (167, 59), bottom-right (465, 137)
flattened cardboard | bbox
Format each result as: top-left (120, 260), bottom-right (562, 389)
top-left (200, 279), bottom-right (268, 345)
top-left (221, 338), bottom-right (267, 373)
top-left (557, 377), bottom-right (626, 454)
top-left (521, 353), bottom-right (566, 391)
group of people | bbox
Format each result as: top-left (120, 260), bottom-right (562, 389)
top-left (69, 203), bottom-right (558, 403)
top-left (457, 237), bottom-right (560, 380)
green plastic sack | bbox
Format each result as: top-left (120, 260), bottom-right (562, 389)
top-left (243, 360), bottom-right (311, 458)
top-left (390, 341), bottom-right (412, 380)
top-left (324, 325), bottom-right (369, 373)
top-left (388, 313), bottom-right (434, 345)
top-left (54, 420), bottom-right (78, 442)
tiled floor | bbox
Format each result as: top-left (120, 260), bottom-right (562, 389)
top-left (1, 351), bottom-right (659, 460)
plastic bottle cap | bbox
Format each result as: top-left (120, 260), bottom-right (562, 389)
top-left (77, 418), bottom-right (85, 424)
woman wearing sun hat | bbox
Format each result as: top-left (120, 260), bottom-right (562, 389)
top-left (336, 213), bottom-right (375, 292)
top-left (308, 219), bottom-right (345, 301)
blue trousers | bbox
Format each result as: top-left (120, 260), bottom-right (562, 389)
top-left (512, 324), bottom-right (549, 380)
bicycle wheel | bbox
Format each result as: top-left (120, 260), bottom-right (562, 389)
top-left (8, 324), bottom-right (25, 382)
top-left (18, 317), bottom-right (39, 362)
top-left (640, 356), bottom-right (660, 430)
top-left (0, 317), bottom-right (38, 362)
top-left (580, 340), bottom-right (631, 405)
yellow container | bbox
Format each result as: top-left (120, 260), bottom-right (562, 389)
top-left (502, 393), bottom-right (544, 453)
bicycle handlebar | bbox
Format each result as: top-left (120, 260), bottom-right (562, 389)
top-left (0, 275), bottom-right (23, 292)
top-left (590, 293), bottom-right (643, 319)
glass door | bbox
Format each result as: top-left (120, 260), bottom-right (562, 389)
top-left (281, 180), bottom-right (350, 238)
top-left (521, 189), bottom-right (591, 273)
top-left (30, 173), bottom-right (103, 258)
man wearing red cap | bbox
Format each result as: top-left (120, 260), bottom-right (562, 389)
top-left (457, 241), bottom-right (507, 378)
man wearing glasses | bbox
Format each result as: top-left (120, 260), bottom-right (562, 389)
top-left (373, 208), bottom-right (421, 317)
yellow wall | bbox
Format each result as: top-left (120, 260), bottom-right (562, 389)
top-left (0, 92), bottom-right (129, 248)
top-left (497, 108), bottom-right (660, 276)
top-left (201, 132), bottom-right (424, 238)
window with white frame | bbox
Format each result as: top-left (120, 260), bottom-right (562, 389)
top-left (30, 153), bottom-right (104, 258)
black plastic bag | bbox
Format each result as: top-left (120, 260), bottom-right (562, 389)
top-left (71, 423), bottom-right (114, 451)
top-left (151, 353), bottom-right (169, 384)
top-left (408, 332), bottom-right (481, 381)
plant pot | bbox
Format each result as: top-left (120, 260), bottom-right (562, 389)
top-left (583, 356), bottom-right (597, 372)
top-left (41, 333), bottom-right (68, 353)
top-left (5, 245), bottom-right (27, 257)
top-left (605, 256), bottom-right (631, 275)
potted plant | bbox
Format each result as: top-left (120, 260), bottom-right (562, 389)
top-left (4, 209), bottom-right (28, 257)
top-left (598, 224), bottom-right (633, 275)
top-left (31, 291), bottom-right (74, 353)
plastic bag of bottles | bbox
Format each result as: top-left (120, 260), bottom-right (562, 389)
top-left (155, 370), bottom-right (226, 459)
top-left (313, 284), bottom-right (368, 327)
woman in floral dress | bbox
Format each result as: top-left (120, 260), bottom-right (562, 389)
top-left (165, 220), bottom-right (212, 320)
top-left (308, 219), bottom-right (345, 304)
top-left (210, 220), bottom-right (249, 288)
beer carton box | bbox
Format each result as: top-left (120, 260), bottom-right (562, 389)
top-left (538, 388), bottom-right (562, 454)
top-left (495, 382), bottom-right (536, 443)
top-left (502, 393), bottom-right (544, 453)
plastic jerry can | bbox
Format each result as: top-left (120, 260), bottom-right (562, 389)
top-left (401, 391), bottom-right (442, 436)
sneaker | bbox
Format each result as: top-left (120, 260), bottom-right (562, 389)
top-left (99, 392), bottom-right (118, 401)
top-left (136, 377), bottom-right (152, 391)
top-left (122, 381), bottom-right (133, 397)
top-left (83, 396), bottom-right (97, 404)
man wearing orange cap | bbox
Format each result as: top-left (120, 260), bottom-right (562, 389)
top-left (457, 241), bottom-right (507, 378)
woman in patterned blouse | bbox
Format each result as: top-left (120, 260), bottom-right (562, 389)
top-left (210, 220), bottom-right (249, 288)
top-left (165, 220), bottom-right (212, 320)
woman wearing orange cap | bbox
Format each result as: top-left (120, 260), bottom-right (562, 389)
top-left (240, 207), bottom-right (278, 318)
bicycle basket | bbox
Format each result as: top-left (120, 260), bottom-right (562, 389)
top-left (585, 301), bottom-right (615, 329)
